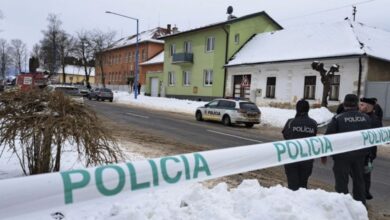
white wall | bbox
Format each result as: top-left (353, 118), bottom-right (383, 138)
top-left (226, 57), bottom-right (368, 107)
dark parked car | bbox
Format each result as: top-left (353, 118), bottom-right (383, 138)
top-left (87, 88), bottom-right (113, 102)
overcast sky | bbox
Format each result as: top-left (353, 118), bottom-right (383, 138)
top-left (0, 0), bottom-right (389, 53)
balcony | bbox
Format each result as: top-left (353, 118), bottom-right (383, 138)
top-left (172, 53), bottom-right (193, 64)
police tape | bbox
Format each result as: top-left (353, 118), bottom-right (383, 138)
top-left (0, 126), bottom-right (389, 218)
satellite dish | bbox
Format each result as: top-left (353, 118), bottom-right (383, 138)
top-left (227, 6), bottom-right (233, 15)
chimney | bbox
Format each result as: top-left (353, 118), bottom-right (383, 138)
top-left (167, 24), bottom-right (171, 34)
top-left (172, 25), bottom-right (179, 34)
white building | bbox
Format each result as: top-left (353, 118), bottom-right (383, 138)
top-left (225, 21), bottom-right (390, 119)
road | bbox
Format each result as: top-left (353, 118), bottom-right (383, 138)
top-left (87, 100), bottom-right (390, 215)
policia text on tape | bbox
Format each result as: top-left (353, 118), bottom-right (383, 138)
top-left (0, 127), bottom-right (389, 218)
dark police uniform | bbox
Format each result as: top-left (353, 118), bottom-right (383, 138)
top-left (282, 113), bottom-right (318, 190)
top-left (363, 111), bottom-right (382, 199)
top-left (325, 109), bottom-right (371, 204)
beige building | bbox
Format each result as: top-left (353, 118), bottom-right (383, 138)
top-left (57, 65), bottom-right (95, 85)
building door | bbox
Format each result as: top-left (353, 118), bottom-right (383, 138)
top-left (233, 75), bottom-right (251, 99)
top-left (151, 78), bottom-right (159, 97)
top-left (365, 81), bottom-right (390, 120)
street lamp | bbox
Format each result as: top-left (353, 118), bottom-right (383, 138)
top-left (105, 10), bottom-right (139, 99)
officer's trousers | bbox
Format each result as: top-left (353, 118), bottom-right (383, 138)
top-left (284, 160), bottom-right (314, 191)
top-left (333, 154), bottom-right (366, 204)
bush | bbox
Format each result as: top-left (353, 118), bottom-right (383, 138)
top-left (0, 89), bottom-right (122, 175)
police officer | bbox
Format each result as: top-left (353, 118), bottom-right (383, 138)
top-left (359, 97), bottom-right (383, 200)
top-left (282, 99), bottom-right (318, 190)
top-left (325, 94), bottom-right (371, 205)
top-left (371, 97), bottom-right (383, 122)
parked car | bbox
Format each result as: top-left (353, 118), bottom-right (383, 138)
top-left (46, 85), bottom-right (84, 104)
top-left (87, 88), bottom-right (113, 102)
top-left (195, 99), bottom-right (261, 127)
top-left (74, 85), bottom-right (91, 97)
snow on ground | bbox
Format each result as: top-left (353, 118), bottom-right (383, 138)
top-left (19, 180), bottom-right (367, 220)
top-left (1, 146), bottom-right (368, 220)
top-left (0, 93), bottom-right (367, 220)
top-left (113, 91), bottom-right (334, 127)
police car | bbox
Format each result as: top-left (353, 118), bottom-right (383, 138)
top-left (195, 99), bottom-right (261, 127)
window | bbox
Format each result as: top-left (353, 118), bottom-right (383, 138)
top-left (234, 34), bottom-right (240, 45)
top-left (184, 41), bottom-right (192, 53)
top-left (183, 71), bottom-right (191, 86)
top-left (170, 44), bottom-right (176, 56)
top-left (206, 36), bottom-right (215, 52)
top-left (266, 77), bottom-right (276, 98)
top-left (204, 69), bottom-right (213, 86)
top-left (142, 49), bottom-right (147, 61)
top-left (119, 55), bottom-right (122, 64)
top-left (218, 100), bottom-right (236, 109)
top-left (168, 72), bottom-right (176, 86)
top-left (207, 100), bottom-right (219, 108)
top-left (304, 76), bottom-right (316, 99)
top-left (128, 52), bottom-right (132, 63)
top-left (329, 75), bottom-right (340, 101)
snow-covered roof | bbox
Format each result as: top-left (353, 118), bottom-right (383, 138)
top-left (110, 27), bottom-right (167, 50)
top-left (227, 21), bottom-right (390, 66)
top-left (140, 51), bottom-right (164, 65)
top-left (37, 65), bottom-right (95, 76)
top-left (159, 11), bottom-right (282, 39)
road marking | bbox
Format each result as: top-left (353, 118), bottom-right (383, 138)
top-left (126, 112), bottom-right (149, 119)
top-left (207, 130), bottom-right (263, 143)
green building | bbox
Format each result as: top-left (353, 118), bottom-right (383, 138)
top-left (158, 11), bottom-right (282, 101)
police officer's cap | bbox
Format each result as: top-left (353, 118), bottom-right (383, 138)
top-left (296, 99), bottom-right (310, 113)
top-left (343, 94), bottom-right (358, 107)
top-left (360, 97), bottom-right (376, 106)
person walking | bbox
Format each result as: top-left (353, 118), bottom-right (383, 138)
top-left (137, 82), bottom-right (142, 95)
top-left (282, 99), bottom-right (318, 191)
top-left (359, 97), bottom-right (383, 200)
top-left (324, 94), bottom-right (371, 205)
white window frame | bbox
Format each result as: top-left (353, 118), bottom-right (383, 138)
top-left (184, 41), bottom-right (192, 53)
top-left (234, 34), bottom-right (240, 45)
top-left (203, 69), bottom-right (213, 86)
top-left (168, 71), bottom-right (176, 86)
top-left (183, 71), bottom-right (191, 86)
top-left (170, 44), bottom-right (176, 56)
top-left (304, 76), bottom-right (316, 100)
top-left (205, 36), bottom-right (215, 52)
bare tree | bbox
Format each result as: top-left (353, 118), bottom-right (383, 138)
top-left (74, 31), bottom-right (94, 88)
top-left (311, 61), bottom-right (340, 107)
top-left (40, 14), bottom-right (63, 77)
top-left (10, 39), bottom-right (27, 74)
top-left (0, 39), bottom-right (12, 80)
top-left (57, 32), bottom-right (74, 84)
top-left (0, 89), bottom-right (122, 175)
top-left (29, 44), bottom-right (41, 72)
top-left (91, 30), bottom-right (116, 88)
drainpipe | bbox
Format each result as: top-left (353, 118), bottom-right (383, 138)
top-left (222, 26), bottom-right (229, 98)
top-left (357, 56), bottom-right (362, 97)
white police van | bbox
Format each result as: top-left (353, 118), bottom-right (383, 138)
top-left (195, 98), bottom-right (261, 127)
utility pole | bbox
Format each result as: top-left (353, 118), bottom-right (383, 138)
top-left (352, 6), bottom-right (357, 21)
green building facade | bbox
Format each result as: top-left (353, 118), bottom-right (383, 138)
top-left (160, 12), bottom-right (282, 101)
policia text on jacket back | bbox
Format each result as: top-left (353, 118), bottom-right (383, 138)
top-left (282, 99), bottom-right (318, 191)
top-left (325, 94), bottom-right (371, 205)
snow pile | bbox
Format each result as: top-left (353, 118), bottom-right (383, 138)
top-left (23, 180), bottom-right (367, 220)
top-left (113, 91), bottom-right (334, 127)
top-left (113, 91), bottom-right (208, 115)
top-left (260, 107), bottom-right (334, 128)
